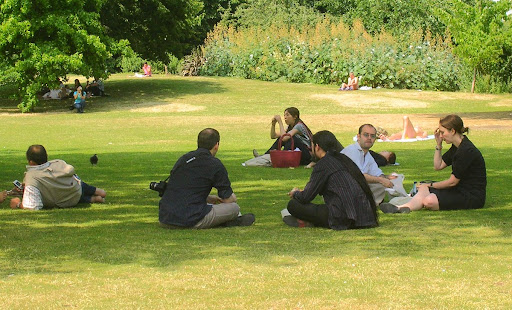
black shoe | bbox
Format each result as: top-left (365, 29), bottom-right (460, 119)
top-left (226, 213), bottom-right (255, 227)
top-left (283, 215), bottom-right (314, 227)
top-left (379, 203), bottom-right (411, 214)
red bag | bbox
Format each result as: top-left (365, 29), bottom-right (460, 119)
top-left (269, 134), bottom-right (302, 168)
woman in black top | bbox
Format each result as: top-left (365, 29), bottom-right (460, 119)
top-left (380, 114), bottom-right (486, 213)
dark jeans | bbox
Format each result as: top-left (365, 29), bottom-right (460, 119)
top-left (287, 199), bottom-right (330, 228)
top-left (79, 181), bottom-right (97, 203)
top-left (265, 136), bottom-right (311, 165)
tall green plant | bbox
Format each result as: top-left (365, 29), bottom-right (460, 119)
top-left (201, 18), bottom-right (463, 91)
top-left (437, 0), bottom-right (512, 92)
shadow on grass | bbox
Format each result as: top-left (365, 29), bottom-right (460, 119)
top-left (0, 78), bottom-right (226, 113)
top-left (0, 147), bottom-right (511, 276)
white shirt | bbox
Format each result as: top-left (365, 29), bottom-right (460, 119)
top-left (341, 143), bottom-right (383, 177)
top-left (21, 185), bottom-right (43, 210)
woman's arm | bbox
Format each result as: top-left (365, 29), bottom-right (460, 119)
top-left (270, 115), bottom-right (286, 139)
top-left (433, 129), bottom-right (447, 170)
top-left (425, 174), bottom-right (459, 190)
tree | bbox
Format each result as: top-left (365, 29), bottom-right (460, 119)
top-left (99, 0), bottom-right (203, 61)
top-left (0, 0), bottom-right (112, 112)
top-left (438, 0), bottom-right (512, 92)
top-left (342, 0), bottom-right (448, 37)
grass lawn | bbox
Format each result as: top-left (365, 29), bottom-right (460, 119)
top-left (1, 74), bottom-right (512, 309)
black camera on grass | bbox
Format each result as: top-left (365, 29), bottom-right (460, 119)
top-left (149, 181), bottom-right (167, 197)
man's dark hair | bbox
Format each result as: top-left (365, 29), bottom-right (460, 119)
top-left (388, 152), bottom-right (397, 165)
top-left (26, 145), bottom-right (48, 165)
top-left (358, 124), bottom-right (376, 135)
top-left (197, 128), bottom-right (220, 150)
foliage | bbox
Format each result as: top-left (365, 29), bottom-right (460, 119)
top-left (437, 0), bottom-right (512, 91)
top-left (100, 0), bottom-right (203, 61)
top-left (341, 0), bottom-right (448, 37)
top-left (119, 51), bottom-right (144, 73)
top-left (0, 0), bottom-right (112, 112)
top-left (475, 74), bottom-right (512, 94)
top-left (167, 53), bottom-right (184, 74)
top-left (201, 18), bottom-right (464, 90)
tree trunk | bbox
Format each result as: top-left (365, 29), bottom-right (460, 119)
top-left (471, 67), bottom-right (476, 93)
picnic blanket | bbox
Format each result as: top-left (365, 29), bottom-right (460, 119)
top-left (353, 135), bottom-right (435, 143)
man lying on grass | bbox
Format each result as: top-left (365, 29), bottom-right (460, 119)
top-left (9, 145), bottom-right (106, 210)
top-left (159, 128), bottom-right (255, 229)
top-left (284, 130), bottom-right (378, 229)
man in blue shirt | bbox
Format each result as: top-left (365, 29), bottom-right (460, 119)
top-left (342, 124), bottom-right (406, 205)
top-left (159, 128), bottom-right (255, 229)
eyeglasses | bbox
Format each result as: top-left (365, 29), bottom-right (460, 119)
top-left (362, 133), bottom-right (377, 139)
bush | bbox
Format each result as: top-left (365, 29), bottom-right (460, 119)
top-left (167, 54), bottom-right (184, 75)
top-left (475, 74), bottom-right (512, 94)
top-left (120, 53), bottom-right (145, 73)
top-left (200, 19), bottom-right (464, 91)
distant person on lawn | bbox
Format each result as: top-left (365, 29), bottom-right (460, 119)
top-left (9, 145), bottom-right (106, 210)
top-left (284, 130), bottom-right (378, 230)
top-left (143, 62), bottom-right (152, 76)
top-left (339, 72), bottom-right (358, 91)
top-left (159, 128), bottom-right (255, 229)
top-left (379, 116), bottom-right (428, 141)
top-left (380, 115), bottom-right (486, 213)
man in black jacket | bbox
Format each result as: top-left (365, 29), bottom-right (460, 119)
top-left (159, 128), bottom-right (255, 229)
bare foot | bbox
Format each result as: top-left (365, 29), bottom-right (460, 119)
top-left (95, 188), bottom-right (107, 198)
top-left (91, 195), bottom-right (105, 203)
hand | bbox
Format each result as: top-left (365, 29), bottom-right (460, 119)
top-left (288, 187), bottom-right (300, 198)
top-left (416, 183), bottom-right (430, 191)
top-left (388, 174), bottom-right (398, 180)
top-left (12, 186), bottom-right (23, 194)
top-left (273, 115), bottom-right (282, 123)
top-left (434, 128), bottom-right (443, 146)
top-left (0, 190), bottom-right (7, 203)
top-left (380, 177), bottom-right (394, 188)
top-left (207, 195), bottom-right (222, 204)
top-left (10, 197), bottom-right (21, 209)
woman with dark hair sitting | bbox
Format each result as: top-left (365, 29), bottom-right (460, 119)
top-left (284, 130), bottom-right (378, 230)
top-left (380, 114), bottom-right (486, 213)
top-left (253, 107), bottom-right (313, 165)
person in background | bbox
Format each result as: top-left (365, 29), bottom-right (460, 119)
top-left (339, 72), bottom-right (358, 91)
top-left (252, 107), bottom-right (313, 166)
top-left (379, 116), bottom-right (428, 141)
top-left (73, 86), bottom-right (86, 113)
top-left (143, 62), bottom-right (152, 76)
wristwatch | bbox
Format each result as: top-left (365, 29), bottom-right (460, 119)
top-left (435, 145), bottom-right (442, 151)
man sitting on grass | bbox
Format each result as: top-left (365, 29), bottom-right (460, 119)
top-left (9, 145), bottom-right (106, 210)
top-left (284, 130), bottom-right (378, 230)
top-left (159, 128), bottom-right (255, 229)
top-left (341, 124), bottom-right (407, 205)
top-left (339, 72), bottom-right (359, 91)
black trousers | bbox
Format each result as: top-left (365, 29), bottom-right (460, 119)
top-left (266, 136), bottom-right (311, 165)
top-left (287, 198), bottom-right (330, 228)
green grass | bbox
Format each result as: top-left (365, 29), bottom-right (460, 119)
top-left (1, 74), bottom-right (512, 309)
